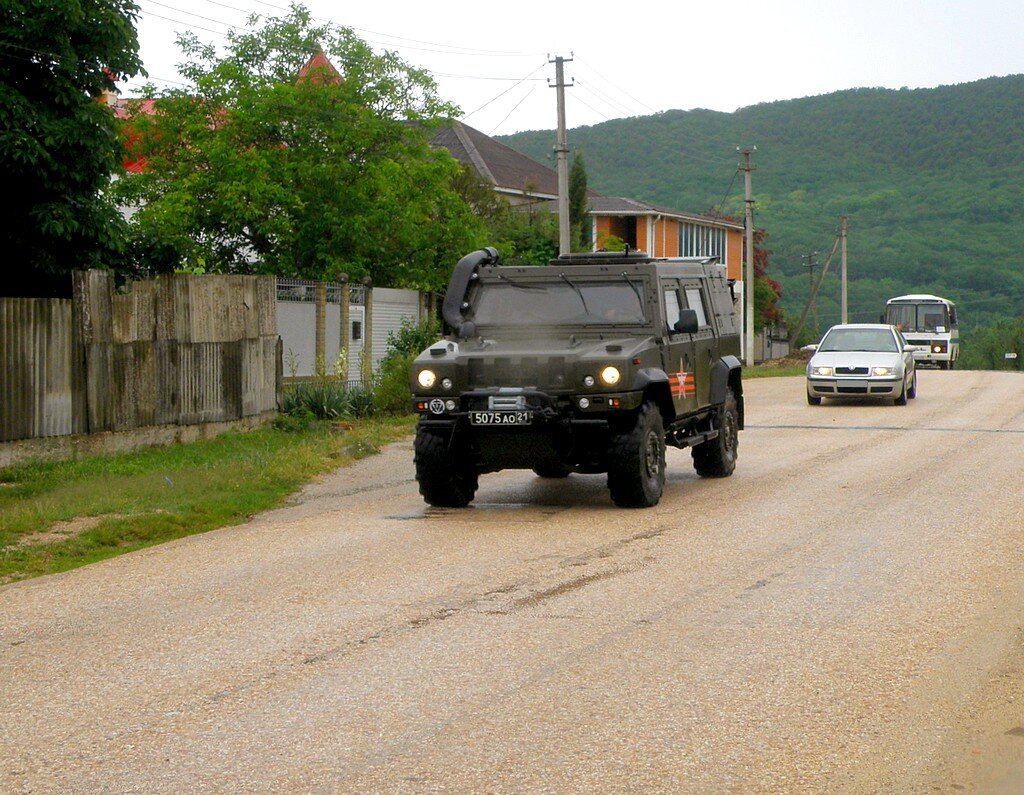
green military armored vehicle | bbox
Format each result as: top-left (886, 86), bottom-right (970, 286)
top-left (410, 248), bottom-right (744, 508)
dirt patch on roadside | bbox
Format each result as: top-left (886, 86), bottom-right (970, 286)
top-left (13, 516), bottom-right (116, 548)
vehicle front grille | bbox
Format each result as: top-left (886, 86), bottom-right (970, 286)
top-left (467, 356), bottom-right (568, 389)
top-left (834, 366), bottom-right (869, 375)
top-left (836, 386), bottom-right (868, 394)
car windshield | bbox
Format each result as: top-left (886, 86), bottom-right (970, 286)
top-left (469, 280), bottom-right (647, 326)
top-left (818, 328), bottom-right (898, 353)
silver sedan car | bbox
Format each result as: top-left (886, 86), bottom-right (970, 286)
top-left (805, 324), bottom-right (918, 406)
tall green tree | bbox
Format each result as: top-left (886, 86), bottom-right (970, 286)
top-left (0, 0), bottom-right (144, 296)
top-left (116, 4), bottom-right (485, 291)
top-left (568, 148), bottom-right (589, 250)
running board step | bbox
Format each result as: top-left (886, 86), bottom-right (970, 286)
top-left (667, 428), bottom-right (719, 450)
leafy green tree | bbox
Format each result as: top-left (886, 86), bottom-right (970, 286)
top-left (569, 148), bottom-right (589, 250)
top-left (116, 4), bottom-right (485, 291)
top-left (0, 0), bottom-right (144, 295)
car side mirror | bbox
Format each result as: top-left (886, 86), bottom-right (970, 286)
top-left (674, 309), bottom-right (699, 334)
top-left (801, 344), bottom-right (818, 352)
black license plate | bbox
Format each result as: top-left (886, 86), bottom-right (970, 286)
top-left (469, 411), bottom-right (531, 426)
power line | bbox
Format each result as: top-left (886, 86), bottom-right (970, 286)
top-left (461, 62), bottom-right (547, 121)
top-left (573, 56), bottom-right (657, 114)
top-left (487, 86), bottom-right (536, 136)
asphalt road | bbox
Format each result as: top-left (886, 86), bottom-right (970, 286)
top-left (3, 370), bottom-right (1023, 793)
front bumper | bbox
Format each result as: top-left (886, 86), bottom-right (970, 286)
top-left (412, 388), bottom-right (642, 472)
top-left (806, 376), bottom-right (902, 398)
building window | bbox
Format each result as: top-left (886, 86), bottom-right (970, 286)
top-left (678, 223), bottom-right (726, 262)
top-left (352, 320), bottom-right (362, 341)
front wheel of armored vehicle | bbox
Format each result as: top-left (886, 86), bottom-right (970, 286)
top-left (414, 429), bottom-right (479, 507)
top-left (607, 402), bottom-right (666, 508)
top-left (692, 387), bottom-right (739, 478)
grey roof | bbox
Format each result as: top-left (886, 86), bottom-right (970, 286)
top-left (432, 122), bottom-right (561, 199)
top-left (432, 122), bottom-right (741, 230)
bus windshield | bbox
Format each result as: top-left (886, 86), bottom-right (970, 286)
top-left (886, 303), bottom-right (950, 333)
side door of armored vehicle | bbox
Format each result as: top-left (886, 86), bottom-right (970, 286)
top-left (679, 279), bottom-right (716, 408)
top-left (660, 276), bottom-right (699, 415)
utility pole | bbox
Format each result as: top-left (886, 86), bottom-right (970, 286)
top-left (788, 234), bottom-right (840, 347)
top-left (803, 251), bottom-right (820, 335)
top-left (549, 54), bottom-right (574, 256)
top-left (839, 215), bottom-right (848, 323)
top-left (739, 147), bottom-right (756, 366)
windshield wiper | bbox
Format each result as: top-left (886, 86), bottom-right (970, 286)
top-left (560, 272), bottom-right (589, 314)
top-left (621, 271), bottom-right (643, 307)
top-left (497, 272), bottom-right (544, 290)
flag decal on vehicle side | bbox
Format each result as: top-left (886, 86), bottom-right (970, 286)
top-left (669, 367), bottom-right (695, 398)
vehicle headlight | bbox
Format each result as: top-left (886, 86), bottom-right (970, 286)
top-left (600, 366), bottom-right (621, 386)
top-left (933, 345), bottom-right (942, 353)
top-left (583, 375), bottom-right (596, 387)
top-left (416, 369), bottom-right (436, 388)
top-left (811, 366), bottom-right (833, 376)
top-left (872, 366), bottom-right (895, 376)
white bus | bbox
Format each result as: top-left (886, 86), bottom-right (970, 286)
top-left (883, 294), bottom-right (959, 369)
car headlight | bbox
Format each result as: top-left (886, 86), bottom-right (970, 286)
top-left (872, 367), bottom-right (895, 376)
top-left (416, 369), bottom-right (436, 389)
top-left (600, 366), bottom-right (621, 386)
top-left (811, 366), bottom-right (832, 376)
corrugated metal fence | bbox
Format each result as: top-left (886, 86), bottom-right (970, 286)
top-left (0, 270), bottom-right (280, 444)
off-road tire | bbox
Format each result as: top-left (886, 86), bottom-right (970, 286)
top-left (607, 402), bottom-right (666, 508)
top-left (908, 371), bottom-right (917, 399)
top-left (414, 428), bottom-right (479, 507)
top-left (532, 462), bottom-right (572, 478)
top-left (807, 390), bottom-right (822, 406)
top-left (894, 379), bottom-right (909, 405)
top-left (692, 387), bottom-right (739, 478)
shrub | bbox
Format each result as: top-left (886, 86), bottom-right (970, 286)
top-left (373, 317), bottom-right (442, 415)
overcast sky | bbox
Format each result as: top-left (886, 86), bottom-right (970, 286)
top-left (120, 0), bottom-right (1024, 137)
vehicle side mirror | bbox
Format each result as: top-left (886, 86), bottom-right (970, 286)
top-left (801, 344), bottom-right (818, 352)
top-left (674, 309), bottom-right (699, 334)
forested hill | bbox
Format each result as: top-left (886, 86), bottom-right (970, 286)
top-left (499, 75), bottom-right (1024, 331)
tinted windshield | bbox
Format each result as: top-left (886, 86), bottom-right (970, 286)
top-left (885, 303), bottom-right (950, 333)
top-left (819, 328), bottom-right (898, 353)
top-left (469, 280), bottom-right (647, 326)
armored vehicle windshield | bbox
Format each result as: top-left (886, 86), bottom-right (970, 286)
top-left (468, 278), bottom-right (648, 327)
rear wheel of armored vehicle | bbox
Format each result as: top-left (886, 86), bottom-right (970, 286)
top-left (532, 462), bottom-right (572, 478)
top-left (414, 429), bottom-right (479, 507)
top-left (692, 387), bottom-right (739, 478)
top-left (607, 402), bottom-right (666, 508)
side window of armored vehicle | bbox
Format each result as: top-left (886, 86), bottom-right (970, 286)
top-left (662, 280), bottom-right (682, 333)
top-left (683, 285), bottom-right (709, 328)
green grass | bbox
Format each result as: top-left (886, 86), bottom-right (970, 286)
top-left (743, 362), bottom-right (808, 378)
top-left (0, 415), bottom-right (417, 584)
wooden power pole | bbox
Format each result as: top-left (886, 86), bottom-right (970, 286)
top-left (549, 55), bottom-right (573, 256)
top-left (739, 148), bottom-right (756, 366)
